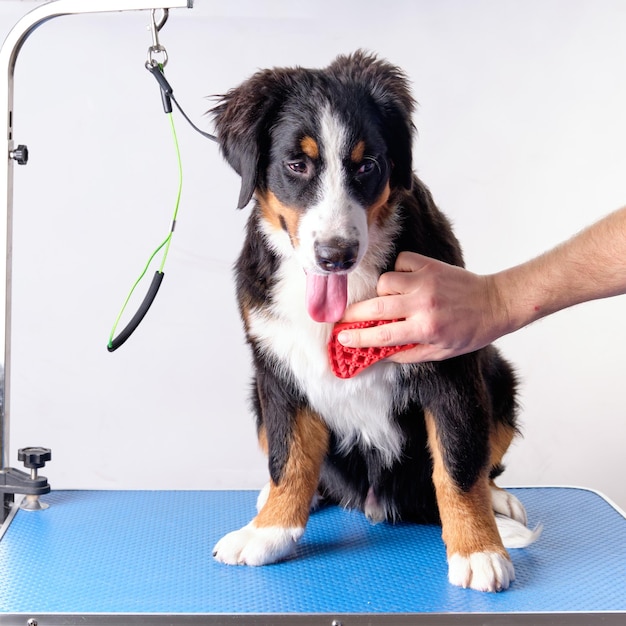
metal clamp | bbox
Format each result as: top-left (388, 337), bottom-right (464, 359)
top-left (1, 447), bottom-right (51, 522)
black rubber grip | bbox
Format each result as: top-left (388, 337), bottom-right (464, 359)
top-left (147, 63), bottom-right (173, 113)
top-left (107, 271), bottom-right (164, 352)
top-left (147, 63), bottom-right (173, 96)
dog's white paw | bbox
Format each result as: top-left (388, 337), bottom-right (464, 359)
top-left (364, 486), bottom-right (387, 523)
top-left (213, 522), bottom-right (304, 566)
top-left (491, 486), bottom-right (527, 525)
top-left (491, 486), bottom-right (543, 548)
top-left (448, 551), bottom-right (515, 592)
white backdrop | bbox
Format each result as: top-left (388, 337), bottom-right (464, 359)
top-left (1, 0), bottom-right (625, 510)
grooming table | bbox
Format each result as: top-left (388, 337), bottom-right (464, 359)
top-left (0, 487), bottom-right (624, 625)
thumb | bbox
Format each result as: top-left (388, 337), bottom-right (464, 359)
top-left (394, 251), bottom-right (435, 273)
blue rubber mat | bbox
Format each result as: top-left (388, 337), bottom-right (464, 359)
top-left (0, 487), bottom-right (624, 621)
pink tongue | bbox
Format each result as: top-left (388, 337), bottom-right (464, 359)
top-left (305, 273), bottom-right (348, 323)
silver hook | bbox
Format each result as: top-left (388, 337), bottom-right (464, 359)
top-left (146, 8), bottom-right (169, 68)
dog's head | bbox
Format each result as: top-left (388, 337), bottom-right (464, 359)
top-left (212, 51), bottom-right (415, 323)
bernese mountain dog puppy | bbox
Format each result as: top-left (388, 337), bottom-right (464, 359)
top-left (210, 51), bottom-right (539, 592)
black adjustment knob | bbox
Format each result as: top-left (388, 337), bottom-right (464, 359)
top-left (9, 144), bottom-right (29, 165)
top-left (18, 447), bottom-right (52, 470)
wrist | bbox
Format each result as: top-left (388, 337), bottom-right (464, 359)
top-left (486, 269), bottom-right (534, 341)
top-left (489, 258), bottom-right (559, 340)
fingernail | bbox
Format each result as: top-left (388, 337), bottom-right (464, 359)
top-left (338, 331), bottom-right (351, 345)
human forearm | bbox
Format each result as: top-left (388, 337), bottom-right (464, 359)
top-left (491, 206), bottom-right (626, 336)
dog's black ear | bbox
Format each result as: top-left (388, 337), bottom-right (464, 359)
top-left (329, 50), bottom-right (415, 190)
top-left (210, 69), bottom-right (299, 209)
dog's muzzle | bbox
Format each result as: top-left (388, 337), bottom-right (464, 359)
top-left (314, 238), bottom-right (359, 272)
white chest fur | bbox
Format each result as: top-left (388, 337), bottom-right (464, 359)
top-left (247, 255), bottom-right (405, 466)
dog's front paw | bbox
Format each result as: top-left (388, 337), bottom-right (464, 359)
top-left (448, 551), bottom-right (515, 592)
top-left (212, 522), bottom-right (304, 566)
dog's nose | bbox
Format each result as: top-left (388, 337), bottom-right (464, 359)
top-left (314, 238), bottom-right (359, 272)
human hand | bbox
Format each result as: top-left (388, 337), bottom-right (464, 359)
top-left (338, 252), bottom-right (505, 363)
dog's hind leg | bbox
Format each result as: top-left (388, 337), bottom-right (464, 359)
top-left (491, 482), bottom-right (528, 525)
top-left (488, 421), bottom-right (542, 546)
top-left (425, 409), bottom-right (514, 592)
top-left (213, 408), bottom-right (329, 566)
top-left (490, 481), bottom-right (543, 550)
top-left (488, 420), bottom-right (527, 525)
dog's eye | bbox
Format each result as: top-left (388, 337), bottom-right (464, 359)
top-left (356, 160), bottom-right (375, 176)
top-left (287, 161), bottom-right (308, 175)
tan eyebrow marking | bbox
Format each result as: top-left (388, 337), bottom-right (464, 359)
top-left (351, 140), bottom-right (365, 163)
top-left (300, 136), bottom-right (319, 159)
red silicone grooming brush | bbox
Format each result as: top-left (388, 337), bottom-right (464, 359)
top-left (329, 319), bottom-right (417, 379)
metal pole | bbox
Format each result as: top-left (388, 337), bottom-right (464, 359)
top-left (0, 0), bottom-right (193, 471)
